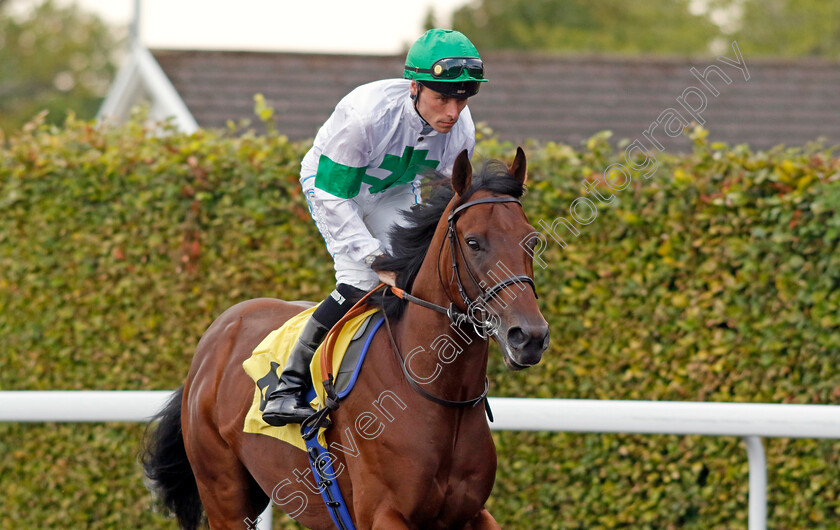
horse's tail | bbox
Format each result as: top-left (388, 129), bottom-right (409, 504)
top-left (142, 386), bottom-right (204, 530)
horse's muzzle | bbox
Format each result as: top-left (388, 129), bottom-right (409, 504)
top-left (501, 323), bottom-right (550, 370)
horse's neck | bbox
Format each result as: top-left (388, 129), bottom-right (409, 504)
top-left (394, 304), bottom-right (489, 402)
top-left (395, 232), bottom-right (490, 401)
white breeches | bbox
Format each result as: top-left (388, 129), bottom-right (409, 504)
top-left (302, 177), bottom-right (421, 290)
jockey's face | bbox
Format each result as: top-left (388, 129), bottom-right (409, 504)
top-left (411, 81), bottom-right (468, 134)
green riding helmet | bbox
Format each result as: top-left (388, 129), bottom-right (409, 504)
top-left (404, 29), bottom-right (487, 99)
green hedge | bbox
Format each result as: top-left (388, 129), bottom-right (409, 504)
top-left (1, 111), bottom-right (838, 528)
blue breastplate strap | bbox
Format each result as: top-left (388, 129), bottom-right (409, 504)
top-left (297, 316), bottom-right (385, 529)
top-left (302, 434), bottom-right (356, 530)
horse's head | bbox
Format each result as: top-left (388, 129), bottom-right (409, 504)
top-left (442, 148), bottom-right (550, 370)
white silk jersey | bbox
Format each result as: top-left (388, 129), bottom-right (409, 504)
top-left (300, 79), bottom-right (475, 282)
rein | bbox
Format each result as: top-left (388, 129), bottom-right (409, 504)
top-left (381, 288), bottom-right (490, 410)
top-left (381, 195), bottom-right (537, 414)
top-left (302, 286), bottom-right (387, 437)
top-left (444, 196), bottom-right (537, 338)
top-left (304, 195), bottom-right (537, 432)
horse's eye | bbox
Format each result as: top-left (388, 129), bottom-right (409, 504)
top-left (466, 238), bottom-right (481, 251)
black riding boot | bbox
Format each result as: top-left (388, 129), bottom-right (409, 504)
top-left (262, 316), bottom-right (330, 426)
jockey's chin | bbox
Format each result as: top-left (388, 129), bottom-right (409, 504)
top-left (434, 120), bottom-right (457, 133)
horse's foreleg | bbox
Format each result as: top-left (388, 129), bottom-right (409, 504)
top-left (463, 508), bottom-right (502, 530)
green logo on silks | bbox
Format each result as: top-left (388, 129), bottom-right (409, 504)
top-left (363, 146), bottom-right (439, 193)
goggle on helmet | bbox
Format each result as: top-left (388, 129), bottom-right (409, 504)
top-left (404, 29), bottom-right (488, 99)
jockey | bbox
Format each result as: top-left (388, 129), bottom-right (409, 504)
top-left (262, 28), bottom-right (488, 426)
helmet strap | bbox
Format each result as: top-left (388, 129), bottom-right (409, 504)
top-left (411, 83), bottom-right (434, 135)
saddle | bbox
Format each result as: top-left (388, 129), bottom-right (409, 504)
top-left (242, 305), bottom-right (384, 451)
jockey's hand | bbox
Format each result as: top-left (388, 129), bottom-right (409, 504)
top-left (376, 269), bottom-right (398, 287)
top-left (369, 253), bottom-right (397, 287)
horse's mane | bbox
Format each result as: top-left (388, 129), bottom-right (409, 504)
top-left (372, 160), bottom-right (525, 319)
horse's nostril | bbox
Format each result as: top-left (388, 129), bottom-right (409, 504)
top-left (507, 327), bottom-right (529, 350)
top-left (540, 328), bottom-right (550, 350)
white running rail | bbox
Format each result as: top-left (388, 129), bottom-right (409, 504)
top-left (2, 392), bottom-right (839, 530)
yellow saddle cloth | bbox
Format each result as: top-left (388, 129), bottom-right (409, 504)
top-left (242, 305), bottom-right (379, 451)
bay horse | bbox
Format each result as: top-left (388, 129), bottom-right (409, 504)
top-left (143, 148), bottom-right (550, 529)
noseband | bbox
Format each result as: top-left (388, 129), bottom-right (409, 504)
top-left (382, 194), bottom-right (539, 413)
top-left (445, 196), bottom-right (538, 337)
top-left (393, 195), bottom-right (538, 338)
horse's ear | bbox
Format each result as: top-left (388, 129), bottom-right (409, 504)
top-left (451, 149), bottom-right (472, 196)
top-left (509, 146), bottom-right (527, 185)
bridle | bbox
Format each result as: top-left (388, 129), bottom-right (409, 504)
top-left (384, 195), bottom-right (538, 412)
top-left (392, 195), bottom-right (537, 338)
top-left (304, 194), bottom-right (541, 434)
top-left (444, 196), bottom-right (538, 336)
